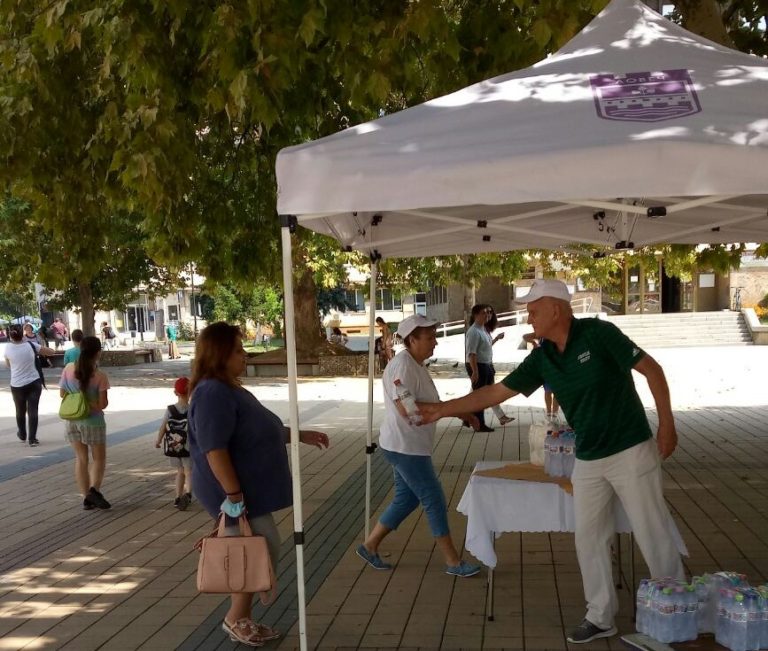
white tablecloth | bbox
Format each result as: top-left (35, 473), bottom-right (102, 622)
top-left (457, 461), bottom-right (688, 568)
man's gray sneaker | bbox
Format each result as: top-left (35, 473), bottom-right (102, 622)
top-left (566, 619), bottom-right (617, 644)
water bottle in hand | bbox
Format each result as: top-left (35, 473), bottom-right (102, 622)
top-left (394, 379), bottom-right (422, 425)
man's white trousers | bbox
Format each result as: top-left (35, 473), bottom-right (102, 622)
top-left (572, 439), bottom-right (685, 629)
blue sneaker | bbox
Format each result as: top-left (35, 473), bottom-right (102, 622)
top-left (356, 544), bottom-right (392, 570)
top-left (445, 560), bottom-right (481, 577)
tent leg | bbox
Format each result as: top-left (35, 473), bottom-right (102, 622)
top-left (280, 215), bottom-right (307, 651)
top-left (365, 260), bottom-right (378, 540)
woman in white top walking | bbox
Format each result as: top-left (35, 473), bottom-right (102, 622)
top-left (4, 325), bottom-right (55, 446)
top-left (356, 315), bottom-right (481, 578)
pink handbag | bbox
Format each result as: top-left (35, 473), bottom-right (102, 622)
top-left (194, 514), bottom-right (276, 602)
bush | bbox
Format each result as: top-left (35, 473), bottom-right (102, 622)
top-left (176, 322), bottom-right (195, 340)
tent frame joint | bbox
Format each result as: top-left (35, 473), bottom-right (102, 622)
top-left (365, 443), bottom-right (378, 455)
top-left (293, 531), bottom-right (305, 545)
top-left (280, 214), bottom-right (298, 233)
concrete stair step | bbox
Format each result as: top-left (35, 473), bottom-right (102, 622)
top-left (606, 311), bottom-right (752, 348)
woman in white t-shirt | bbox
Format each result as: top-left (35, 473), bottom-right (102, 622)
top-left (4, 325), bottom-right (55, 447)
top-left (356, 315), bottom-right (482, 578)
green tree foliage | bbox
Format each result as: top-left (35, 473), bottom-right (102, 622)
top-left (208, 282), bottom-right (284, 335)
top-left (1, 0), bottom-right (765, 344)
top-left (0, 197), bottom-right (177, 332)
top-left (0, 286), bottom-right (37, 320)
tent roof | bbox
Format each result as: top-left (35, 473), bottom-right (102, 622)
top-left (276, 0), bottom-right (768, 258)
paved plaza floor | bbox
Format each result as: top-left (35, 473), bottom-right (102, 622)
top-left (0, 346), bottom-right (767, 650)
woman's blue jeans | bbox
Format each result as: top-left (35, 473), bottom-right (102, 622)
top-left (379, 449), bottom-right (450, 538)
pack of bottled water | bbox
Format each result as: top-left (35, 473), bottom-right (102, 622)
top-left (636, 577), bottom-right (698, 643)
top-left (715, 585), bottom-right (768, 651)
top-left (637, 573), bottom-right (768, 649)
top-left (543, 426), bottom-right (575, 478)
top-left (694, 572), bottom-right (749, 634)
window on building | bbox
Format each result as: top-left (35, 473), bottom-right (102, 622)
top-left (427, 286), bottom-right (448, 305)
top-left (168, 305), bottom-right (179, 321)
top-left (376, 289), bottom-right (402, 311)
top-left (190, 295), bottom-right (203, 317)
top-left (343, 289), bottom-right (366, 312)
top-left (414, 292), bottom-right (427, 316)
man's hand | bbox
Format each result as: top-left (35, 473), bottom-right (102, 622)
top-left (656, 421), bottom-right (677, 459)
top-left (417, 401), bottom-right (443, 425)
top-left (470, 371), bottom-right (479, 385)
top-left (299, 430), bottom-right (330, 449)
top-left (462, 413), bottom-right (481, 431)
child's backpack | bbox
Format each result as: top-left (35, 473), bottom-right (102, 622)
top-left (163, 404), bottom-right (189, 457)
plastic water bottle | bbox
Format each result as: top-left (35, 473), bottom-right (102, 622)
top-left (393, 379), bottom-right (421, 425)
top-left (716, 588), bottom-right (733, 650)
top-left (680, 585), bottom-right (698, 641)
top-left (636, 579), bottom-right (650, 634)
top-left (730, 591), bottom-right (750, 651)
top-left (757, 586), bottom-right (768, 650)
top-left (562, 430), bottom-right (575, 477)
top-left (550, 431), bottom-right (562, 477)
top-left (744, 590), bottom-right (761, 651)
top-left (693, 576), bottom-right (711, 633)
top-left (544, 429), bottom-right (553, 475)
top-left (655, 587), bottom-right (674, 643)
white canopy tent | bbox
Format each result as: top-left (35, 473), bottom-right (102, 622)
top-left (275, 1), bottom-right (768, 647)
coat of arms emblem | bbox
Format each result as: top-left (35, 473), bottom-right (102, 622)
top-left (589, 69), bottom-right (701, 122)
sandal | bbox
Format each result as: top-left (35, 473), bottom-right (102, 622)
top-left (499, 415), bottom-right (515, 425)
top-left (222, 618), bottom-right (265, 647)
top-left (253, 622), bottom-right (281, 641)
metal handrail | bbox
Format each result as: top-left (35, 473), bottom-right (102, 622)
top-left (436, 296), bottom-right (594, 338)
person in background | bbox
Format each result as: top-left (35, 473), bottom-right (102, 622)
top-left (100, 321), bottom-right (117, 350)
top-left (485, 305), bottom-right (514, 426)
top-left (419, 279), bottom-right (685, 645)
top-left (5, 325), bottom-right (55, 447)
top-left (464, 304), bottom-right (495, 432)
top-left (37, 322), bottom-right (50, 347)
top-left (357, 315), bottom-right (482, 578)
top-left (155, 376), bottom-right (192, 510)
top-left (59, 336), bottom-right (111, 510)
top-left (50, 317), bottom-right (69, 350)
top-left (166, 322), bottom-right (180, 359)
top-left (329, 326), bottom-right (348, 346)
top-left (375, 316), bottom-right (394, 369)
top-left (64, 329), bottom-right (84, 366)
top-left (23, 322), bottom-right (43, 346)
top-left (523, 331), bottom-right (561, 420)
top-left (189, 322), bottom-right (329, 647)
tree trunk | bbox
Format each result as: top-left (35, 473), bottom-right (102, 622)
top-left (78, 281), bottom-right (96, 336)
top-left (292, 265), bottom-right (325, 358)
top-left (676, 0), bottom-right (732, 46)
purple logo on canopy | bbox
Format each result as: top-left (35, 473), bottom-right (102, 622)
top-left (589, 69), bottom-right (701, 122)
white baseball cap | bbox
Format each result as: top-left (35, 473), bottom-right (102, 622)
top-left (515, 279), bottom-right (572, 304)
top-left (396, 314), bottom-right (439, 339)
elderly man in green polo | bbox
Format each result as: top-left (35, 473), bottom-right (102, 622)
top-left (419, 279), bottom-right (685, 645)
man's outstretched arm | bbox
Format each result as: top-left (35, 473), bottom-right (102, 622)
top-left (419, 383), bottom-right (518, 424)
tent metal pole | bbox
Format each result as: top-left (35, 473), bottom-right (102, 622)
top-left (280, 215), bottom-right (308, 651)
top-left (365, 258), bottom-right (379, 539)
